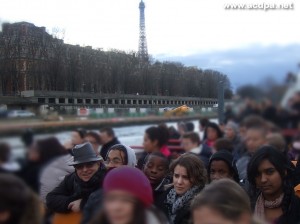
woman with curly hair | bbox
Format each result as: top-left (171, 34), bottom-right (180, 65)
top-left (156, 153), bottom-right (207, 224)
top-left (247, 145), bottom-right (300, 224)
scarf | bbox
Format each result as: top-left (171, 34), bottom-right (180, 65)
top-left (254, 193), bottom-right (284, 220)
top-left (74, 168), bottom-right (105, 199)
top-left (165, 186), bottom-right (200, 224)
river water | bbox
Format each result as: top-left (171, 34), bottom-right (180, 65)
top-left (1, 119), bottom-right (217, 159)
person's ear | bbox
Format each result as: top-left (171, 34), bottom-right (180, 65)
top-left (153, 139), bottom-right (159, 147)
top-left (0, 211), bottom-right (10, 222)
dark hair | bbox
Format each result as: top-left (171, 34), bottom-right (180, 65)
top-left (90, 201), bottom-right (168, 224)
top-left (206, 122), bottom-right (223, 138)
top-left (145, 126), bottom-right (169, 147)
top-left (100, 127), bottom-right (115, 138)
top-left (247, 145), bottom-right (292, 188)
top-left (145, 152), bottom-right (170, 171)
top-left (21, 129), bottom-right (34, 147)
top-left (0, 143), bottom-right (10, 163)
top-left (182, 132), bottom-right (201, 145)
top-left (191, 179), bottom-right (251, 222)
top-left (199, 118), bottom-right (209, 128)
top-left (247, 145), bottom-right (296, 222)
top-left (185, 122), bottom-right (195, 132)
top-left (107, 144), bottom-right (128, 165)
top-left (170, 153), bottom-right (207, 188)
top-left (74, 128), bottom-right (87, 139)
top-left (36, 137), bottom-right (67, 164)
top-left (0, 174), bottom-right (42, 224)
top-left (214, 138), bottom-right (234, 153)
top-left (85, 131), bottom-right (102, 144)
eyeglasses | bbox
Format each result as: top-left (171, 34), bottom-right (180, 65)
top-left (74, 161), bottom-right (97, 170)
top-left (105, 158), bottom-right (123, 165)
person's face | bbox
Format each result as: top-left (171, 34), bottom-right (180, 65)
top-left (144, 155), bottom-right (167, 186)
top-left (74, 161), bottom-right (100, 182)
top-left (100, 132), bottom-right (112, 145)
top-left (193, 207), bottom-right (251, 224)
top-left (173, 165), bottom-right (193, 195)
top-left (255, 159), bottom-right (283, 200)
top-left (181, 138), bottom-right (198, 152)
top-left (27, 143), bottom-right (40, 162)
top-left (85, 136), bottom-right (100, 154)
top-left (178, 125), bottom-right (186, 136)
top-left (106, 150), bottom-right (126, 169)
top-left (245, 129), bottom-right (266, 154)
top-left (210, 160), bottom-right (232, 182)
top-left (225, 127), bottom-right (236, 140)
top-left (143, 133), bottom-right (158, 153)
top-left (104, 190), bottom-right (136, 224)
top-left (239, 126), bottom-right (247, 141)
top-left (71, 132), bottom-right (84, 146)
top-left (207, 127), bottom-right (218, 141)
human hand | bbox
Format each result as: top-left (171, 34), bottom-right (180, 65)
top-left (68, 199), bottom-right (82, 212)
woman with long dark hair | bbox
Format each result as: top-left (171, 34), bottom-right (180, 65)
top-left (247, 145), bottom-right (300, 224)
top-left (138, 125), bottom-right (170, 169)
top-left (90, 167), bottom-right (168, 224)
top-left (157, 153), bottom-right (207, 224)
top-left (18, 137), bottom-right (68, 192)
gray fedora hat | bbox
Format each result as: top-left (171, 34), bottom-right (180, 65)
top-left (69, 142), bottom-right (102, 166)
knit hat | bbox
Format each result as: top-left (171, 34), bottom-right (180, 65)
top-left (108, 144), bottom-right (137, 167)
top-left (226, 121), bottom-right (239, 134)
top-left (103, 167), bottom-right (153, 207)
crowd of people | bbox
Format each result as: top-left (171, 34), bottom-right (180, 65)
top-left (0, 92), bottom-right (300, 224)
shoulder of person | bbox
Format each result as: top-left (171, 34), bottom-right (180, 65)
top-left (146, 208), bottom-right (169, 224)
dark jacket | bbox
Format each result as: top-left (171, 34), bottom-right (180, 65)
top-left (17, 161), bottom-right (42, 193)
top-left (199, 144), bottom-right (212, 168)
top-left (81, 189), bottom-right (103, 224)
top-left (153, 177), bottom-right (171, 207)
top-left (250, 190), bottom-right (300, 224)
top-left (46, 168), bottom-right (105, 213)
top-left (100, 138), bottom-right (120, 160)
top-left (156, 187), bottom-right (201, 224)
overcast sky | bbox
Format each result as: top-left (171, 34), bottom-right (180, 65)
top-left (1, 0), bottom-right (300, 86)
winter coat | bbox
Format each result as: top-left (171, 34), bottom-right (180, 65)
top-left (81, 189), bottom-right (103, 224)
top-left (236, 153), bottom-right (251, 181)
top-left (100, 138), bottom-right (120, 160)
top-left (46, 168), bottom-right (105, 213)
top-left (250, 189), bottom-right (300, 224)
top-left (40, 154), bottom-right (74, 203)
top-left (17, 161), bottom-right (42, 193)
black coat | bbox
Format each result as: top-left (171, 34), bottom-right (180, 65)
top-left (46, 168), bottom-right (105, 213)
top-left (100, 138), bottom-right (120, 160)
top-left (17, 161), bottom-right (42, 193)
top-left (250, 189), bottom-right (300, 224)
top-left (81, 189), bottom-right (103, 224)
top-left (156, 187), bottom-right (200, 224)
top-left (194, 144), bottom-right (212, 168)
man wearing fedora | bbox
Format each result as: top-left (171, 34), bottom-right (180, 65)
top-left (46, 142), bottom-right (106, 213)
